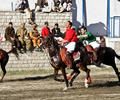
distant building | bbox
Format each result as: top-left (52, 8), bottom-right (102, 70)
top-left (73, 0), bottom-right (120, 37)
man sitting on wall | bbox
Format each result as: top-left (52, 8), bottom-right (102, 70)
top-left (29, 23), bottom-right (41, 50)
top-left (16, 23), bottom-right (28, 53)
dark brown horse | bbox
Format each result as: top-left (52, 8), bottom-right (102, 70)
top-left (42, 35), bottom-right (91, 90)
top-left (96, 46), bottom-right (120, 81)
top-left (0, 47), bottom-right (19, 82)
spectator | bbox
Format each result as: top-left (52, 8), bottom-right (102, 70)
top-left (16, 23), bottom-right (28, 52)
top-left (53, 0), bottom-right (61, 12)
top-left (42, 0), bottom-right (55, 12)
top-left (35, 0), bottom-right (47, 12)
top-left (59, 0), bottom-right (72, 12)
top-left (29, 23), bottom-right (41, 49)
top-left (52, 23), bottom-right (63, 37)
top-left (15, 0), bottom-right (33, 24)
top-left (66, 0), bottom-right (72, 12)
top-left (41, 21), bottom-right (51, 39)
top-left (5, 22), bottom-right (16, 47)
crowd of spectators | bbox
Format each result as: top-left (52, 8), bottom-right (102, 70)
top-left (13, 0), bottom-right (72, 26)
top-left (35, 0), bottom-right (72, 12)
top-left (4, 21), bottom-right (64, 53)
top-left (3, 21), bottom-right (106, 55)
top-left (15, 0), bottom-right (72, 13)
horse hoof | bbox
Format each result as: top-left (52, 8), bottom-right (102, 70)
top-left (63, 87), bottom-right (68, 91)
top-left (84, 78), bottom-right (91, 88)
top-left (85, 83), bottom-right (89, 88)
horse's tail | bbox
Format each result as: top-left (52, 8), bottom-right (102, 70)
top-left (115, 52), bottom-right (120, 60)
top-left (8, 47), bottom-right (19, 60)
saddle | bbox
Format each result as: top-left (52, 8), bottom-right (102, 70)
top-left (70, 42), bottom-right (96, 63)
top-left (63, 41), bottom-right (84, 62)
top-left (72, 41), bottom-right (85, 61)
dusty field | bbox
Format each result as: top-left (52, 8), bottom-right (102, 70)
top-left (0, 66), bottom-right (120, 100)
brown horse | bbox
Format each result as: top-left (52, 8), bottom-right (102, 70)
top-left (59, 46), bottom-right (91, 87)
top-left (0, 47), bottom-right (19, 82)
top-left (42, 35), bottom-right (91, 89)
top-left (68, 44), bottom-right (120, 87)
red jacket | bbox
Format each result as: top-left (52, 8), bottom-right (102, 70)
top-left (41, 26), bottom-right (50, 38)
top-left (64, 28), bottom-right (78, 42)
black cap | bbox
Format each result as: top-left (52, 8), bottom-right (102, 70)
top-left (9, 22), bottom-right (13, 25)
top-left (44, 21), bottom-right (49, 26)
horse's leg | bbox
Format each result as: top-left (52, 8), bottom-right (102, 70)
top-left (111, 62), bottom-right (120, 82)
top-left (69, 65), bottom-right (80, 86)
top-left (50, 62), bottom-right (60, 81)
top-left (0, 63), bottom-right (7, 82)
top-left (78, 64), bottom-right (91, 88)
top-left (0, 55), bottom-right (9, 82)
top-left (53, 68), bottom-right (59, 81)
top-left (67, 70), bottom-right (75, 80)
top-left (61, 67), bottom-right (69, 90)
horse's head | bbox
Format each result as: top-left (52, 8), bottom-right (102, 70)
top-left (43, 35), bottom-right (60, 56)
top-left (43, 35), bottom-right (54, 47)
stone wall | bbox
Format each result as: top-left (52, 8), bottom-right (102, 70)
top-left (0, 11), bottom-right (72, 35)
top-left (0, 11), bottom-right (72, 70)
top-left (0, 41), bottom-right (51, 70)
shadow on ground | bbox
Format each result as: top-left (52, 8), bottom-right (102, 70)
top-left (90, 81), bottom-right (120, 88)
top-left (2, 74), bottom-right (64, 83)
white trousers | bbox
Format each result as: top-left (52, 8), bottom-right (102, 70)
top-left (65, 42), bottom-right (76, 53)
top-left (89, 41), bottom-right (100, 49)
top-left (54, 37), bottom-right (76, 53)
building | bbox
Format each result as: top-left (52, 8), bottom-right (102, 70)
top-left (73, 0), bottom-right (120, 37)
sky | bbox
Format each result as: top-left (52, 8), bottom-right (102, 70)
top-left (0, 0), bottom-right (36, 11)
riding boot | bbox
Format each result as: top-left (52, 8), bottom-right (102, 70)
top-left (93, 51), bottom-right (97, 61)
top-left (66, 52), bottom-right (73, 69)
top-left (92, 51), bottom-right (101, 66)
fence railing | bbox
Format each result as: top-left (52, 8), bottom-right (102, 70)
top-left (110, 16), bottom-right (120, 38)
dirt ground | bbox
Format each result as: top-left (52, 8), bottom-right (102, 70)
top-left (0, 66), bottom-right (120, 100)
